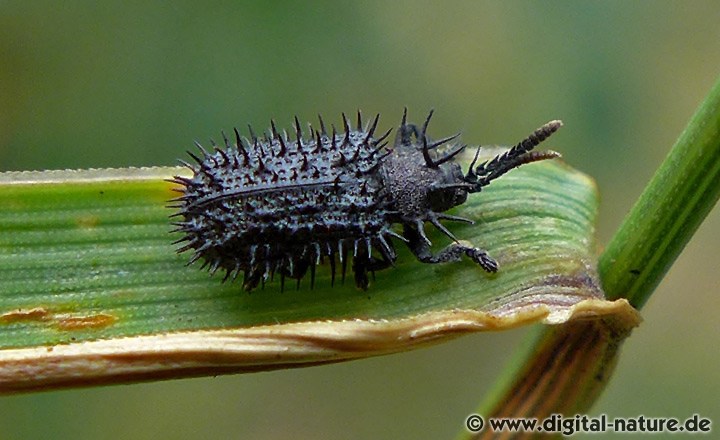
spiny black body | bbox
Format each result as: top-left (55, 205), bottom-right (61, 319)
top-left (169, 110), bottom-right (562, 291)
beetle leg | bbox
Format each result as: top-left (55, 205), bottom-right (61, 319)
top-left (402, 223), bottom-right (498, 273)
top-left (352, 242), bottom-right (395, 290)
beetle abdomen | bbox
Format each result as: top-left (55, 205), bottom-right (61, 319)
top-left (170, 113), bottom-right (395, 290)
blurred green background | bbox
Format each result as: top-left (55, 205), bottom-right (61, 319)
top-left (1, 1), bottom-right (718, 438)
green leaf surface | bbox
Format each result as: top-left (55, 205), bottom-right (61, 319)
top-left (0, 153), bottom-right (635, 392)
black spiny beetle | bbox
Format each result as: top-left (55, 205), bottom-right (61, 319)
top-left (169, 109), bottom-right (562, 291)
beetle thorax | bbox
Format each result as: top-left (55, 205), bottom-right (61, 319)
top-left (381, 146), bottom-right (468, 221)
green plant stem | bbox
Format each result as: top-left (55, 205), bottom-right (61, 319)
top-left (460, 76), bottom-right (720, 438)
top-left (599, 75), bottom-right (720, 308)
